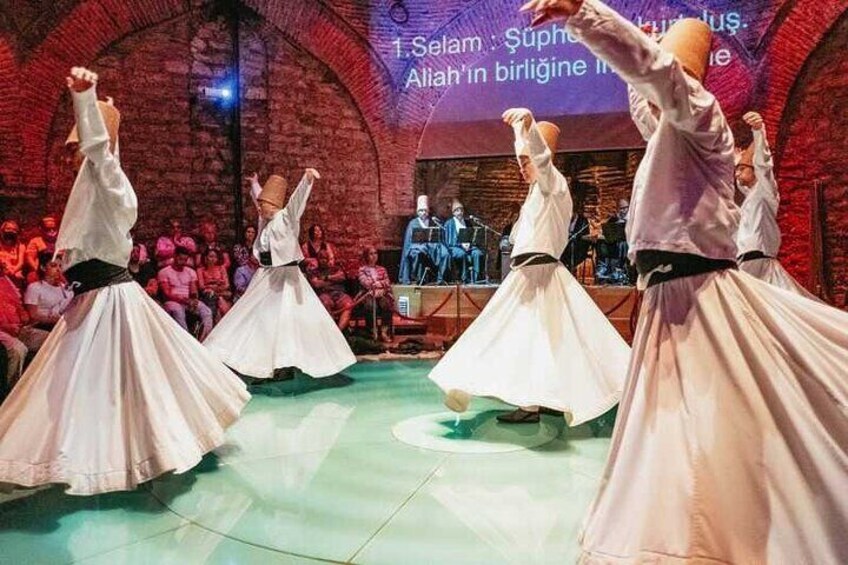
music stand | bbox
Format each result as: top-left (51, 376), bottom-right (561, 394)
top-left (458, 226), bottom-right (485, 247)
top-left (412, 227), bottom-right (442, 244)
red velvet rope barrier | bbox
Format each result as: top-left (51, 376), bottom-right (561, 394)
top-left (461, 290), bottom-right (486, 313)
top-left (602, 288), bottom-right (636, 317)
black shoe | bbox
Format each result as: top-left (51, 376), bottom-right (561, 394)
top-left (271, 367), bottom-right (296, 381)
top-left (496, 408), bottom-right (540, 424)
top-left (539, 407), bottom-right (563, 416)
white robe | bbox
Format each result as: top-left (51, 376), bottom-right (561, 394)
top-left (428, 119), bottom-right (629, 425)
top-left (568, 2), bottom-right (848, 563)
top-left (204, 175), bottom-right (355, 379)
top-left (736, 127), bottom-right (816, 298)
top-left (0, 86), bottom-right (249, 495)
top-left (736, 128), bottom-right (780, 258)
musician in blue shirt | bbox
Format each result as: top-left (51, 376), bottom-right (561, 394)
top-left (398, 195), bottom-right (448, 285)
top-left (443, 199), bottom-right (486, 283)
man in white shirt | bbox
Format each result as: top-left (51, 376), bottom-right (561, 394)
top-left (23, 256), bottom-right (73, 331)
top-left (158, 247), bottom-right (213, 339)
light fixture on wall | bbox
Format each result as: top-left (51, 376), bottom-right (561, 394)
top-left (199, 79), bottom-right (237, 108)
top-left (388, 1), bottom-right (409, 25)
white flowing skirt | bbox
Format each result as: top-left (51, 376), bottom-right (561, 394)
top-left (204, 266), bottom-right (355, 379)
top-left (579, 270), bottom-right (848, 564)
top-left (0, 282), bottom-right (250, 495)
top-left (428, 263), bottom-right (630, 425)
top-left (740, 257), bottom-right (820, 300)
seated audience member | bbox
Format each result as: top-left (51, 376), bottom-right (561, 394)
top-left (155, 217), bottom-right (196, 268)
top-left (443, 199), bottom-right (486, 283)
top-left (24, 254), bottom-right (73, 332)
top-left (158, 247), bottom-right (213, 339)
top-left (196, 219), bottom-right (231, 271)
top-left (307, 250), bottom-right (353, 332)
top-left (0, 266), bottom-right (49, 388)
top-left (197, 248), bottom-right (232, 321)
top-left (0, 220), bottom-right (27, 288)
top-left (233, 253), bottom-right (259, 302)
top-left (232, 224), bottom-right (257, 273)
top-left (25, 215), bottom-right (59, 283)
top-left (358, 245), bottom-right (395, 342)
top-left (128, 242), bottom-right (159, 298)
top-left (301, 224), bottom-right (336, 271)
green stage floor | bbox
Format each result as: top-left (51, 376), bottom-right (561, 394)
top-left (0, 360), bottom-right (612, 564)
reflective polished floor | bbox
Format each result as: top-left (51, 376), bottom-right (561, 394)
top-left (0, 360), bottom-right (613, 564)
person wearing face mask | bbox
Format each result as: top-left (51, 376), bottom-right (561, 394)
top-left (398, 195), bottom-right (449, 285)
top-left (155, 217), bottom-right (196, 269)
top-left (735, 111), bottom-right (817, 299)
top-left (0, 220), bottom-right (26, 288)
top-left (521, 1), bottom-right (848, 562)
top-left (0, 66), bottom-right (249, 495)
top-left (428, 107), bottom-right (629, 425)
top-left (443, 199), bottom-right (486, 284)
top-left (25, 216), bottom-right (59, 283)
top-left (204, 172), bottom-right (355, 380)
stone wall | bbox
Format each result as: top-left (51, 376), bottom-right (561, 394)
top-left (37, 10), bottom-right (380, 264)
top-left (776, 11), bottom-right (848, 305)
top-left (0, 1), bottom-right (847, 292)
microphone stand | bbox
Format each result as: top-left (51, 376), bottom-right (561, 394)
top-left (567, 222), bottom-right (589, 275)
top-left (468, 216), bottom-right (501, 285)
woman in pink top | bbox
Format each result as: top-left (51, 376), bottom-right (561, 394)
top-left (197, 248), bottom-right (232, 321)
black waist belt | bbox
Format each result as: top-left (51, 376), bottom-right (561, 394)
top-left (64, 259), bottom-right (134, 296)
top-left (510, 253), bottom-right (559, 269)
top-left (738, 250), bottom-right (772, 263)
top-left (635, 251), bottom-right (736, 289)
top-left (259, 251), bottom-right (298, 268)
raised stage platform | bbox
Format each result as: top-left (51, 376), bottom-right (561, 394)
top-left (392, 283), bottom-right (638, 343)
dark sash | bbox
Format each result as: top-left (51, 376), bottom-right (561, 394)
top-left (738, 250), bottom-right (772, 263)
top-left (636, 251), bottom-right (736, 289)
top-left (64, 259), bottom-right (133, 296)
top-left (510, 253), bottom-right (559, 269)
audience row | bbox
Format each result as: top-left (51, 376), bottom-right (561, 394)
top-left (0, 216), bottom-right (395, 391)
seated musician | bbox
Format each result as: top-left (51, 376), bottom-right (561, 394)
top-left (560, 202), bottom-right (590, 273)
top-left (596, 198), bottom-right (631, 284)
top-left (398, 195), bottom-right (448, 285)
top-left (443, 199), bottom-right (486, 284)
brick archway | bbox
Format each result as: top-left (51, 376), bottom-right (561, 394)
top-left (19, 0), bottom-right (401, 213)
top-left (757, 0), bottom-right (848, 146)
top-left (768, 6), bottom-right (848, 298)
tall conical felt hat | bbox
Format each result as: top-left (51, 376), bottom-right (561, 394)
top-left (258, 175), bottom-right (288, 208)
top-left (65, 99), bottom-right (121, 154)
top-left (416, 195), bottom-right (429, 211)
top-left (451, 198), bottom-right (463, 211)
top-left (659, 18), bottom-right (712, 83)
top-left (537, 121), bottom-right (561, 153)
